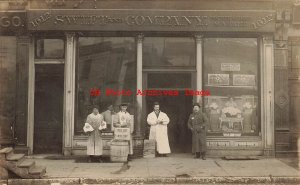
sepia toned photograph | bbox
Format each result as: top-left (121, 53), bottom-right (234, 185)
top-left (0, 0), bottom-right (300, 185)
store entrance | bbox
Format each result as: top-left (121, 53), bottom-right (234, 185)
top-left (34, 64), bottom-right (64, 154)
top-left (146, 91), bottom-right (193, 153)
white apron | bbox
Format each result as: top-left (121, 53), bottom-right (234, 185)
top-left (147, 111), bottom-right (171, 154)
top-left (85, 113), bottom-right (104, 156)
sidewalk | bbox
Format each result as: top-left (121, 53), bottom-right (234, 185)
top-left (2, 154), bottom-right (300, 185)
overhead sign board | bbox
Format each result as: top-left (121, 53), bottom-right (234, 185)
top-left (0, 11), bottom-right (26, 34)
top-left (27, 9), bottom-right (275, 32)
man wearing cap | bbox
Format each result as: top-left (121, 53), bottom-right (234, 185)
top-left (187, 103), bottom-right (208, 160)
top-left (114, 103), bottom-right (134, 160)
top-left (84, 105), bottom-right (106, 162)
top-left (147, 102), bottom-right (171, 157)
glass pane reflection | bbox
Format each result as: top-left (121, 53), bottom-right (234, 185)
top-left (76, 37), bottom-right (136, 134)
top-left (36, 39), bottom-right (64, 59)
top-left (143, 37), bottom-right (195, 67)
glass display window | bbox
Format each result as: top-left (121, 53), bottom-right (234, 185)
top-left (75, 37), bottom-right (136, 134)
top-left (203, 38), bottom-right (260, 137)
top-left (143, 37), bottom-right (195, 68)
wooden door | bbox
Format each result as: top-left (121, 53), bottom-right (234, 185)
top-left (34, 64), bottom-right (64, 154)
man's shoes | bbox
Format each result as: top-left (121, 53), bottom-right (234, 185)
top-left (194, 152), bottom-right (200, 159)
top-left (127, 155), bottom-right (133, 161)
top-left (156, 152), bottom-right (161, 157)
top-left (88, 156), bottom-right (94, 163)
top-left (98, 157), bottom-right (103, 163)
top-left (201, 152), bottom-right (206, 160)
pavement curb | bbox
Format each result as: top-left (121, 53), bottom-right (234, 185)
top-left (0, 179), bottom-right (8, 184)
top-left (80, 177), bottom-right (176, 184)
top-left (4, 176), bottom-right (300, 185)
top-left (272, 176), bottom-right (300, 184)
top-left (7, 178), bottom-right (80, 185)
top-left (176, 177), bottom-right (273, 184)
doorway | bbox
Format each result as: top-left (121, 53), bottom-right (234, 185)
top-left (34, 64), bottom-right (64, 154)
top-left (146, 91), bottom-right (193, 153)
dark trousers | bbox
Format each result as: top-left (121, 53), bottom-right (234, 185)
top-left (192, 132), bottom-right (207, 153)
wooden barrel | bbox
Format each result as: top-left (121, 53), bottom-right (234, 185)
top-left (110, 140), bottom-right (129, 162)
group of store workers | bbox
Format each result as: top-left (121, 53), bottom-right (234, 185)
top-left (84, 102), bottom-right (208, 163)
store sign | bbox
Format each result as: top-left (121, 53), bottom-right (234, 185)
top-left (221, 63), bottom-right (240, 71)
top-left (27, 10), bottom-right (275, 32)
top-left (208, 74), bottom-right (230, 86)
top-left (233, 74), bottom-right (256, 86)
top-left (114, 128), bottom-right (130, 141)
top-left (0, 12), bottom-right (26, 33)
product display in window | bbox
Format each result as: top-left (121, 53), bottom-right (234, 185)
top-left (204, 96), bottom-right (258, 135)
top-left (203, 38), bottom-right (260, 137)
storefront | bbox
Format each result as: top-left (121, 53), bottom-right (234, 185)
top-left (0, 10), bottom-right (27, 148)
top-left (2, 0), bottom-right (294, 157)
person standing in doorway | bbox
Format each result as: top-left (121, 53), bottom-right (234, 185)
top-left (101, 104), bottom-right (115, 131)
top-left (187, 103), bottom-right (208, 160)
top-left (147, 102), bottom-right (171, 157)
top-left (114, 103), bottom-right (134, 161)
top-left (83, 105), bottom-right (106, 163)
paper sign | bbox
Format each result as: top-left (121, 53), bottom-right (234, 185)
top-left (233, 74), bottom-right (256, 86)
top-left (114, 128), bottom-right (131, 141)
top-left (221, 63), bottom-right (240, 71)
top-left (208, 74), bottom-right (230, 86)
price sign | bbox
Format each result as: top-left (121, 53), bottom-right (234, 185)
top-left (114, 128), bottom-right (130, 141)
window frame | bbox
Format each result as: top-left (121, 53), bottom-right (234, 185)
top-left (74, 36), bottom-right (137, 135)
top-left (34, 37), bottom-right (66, 61)
top-left (202, 36), bottom-right (262, 137)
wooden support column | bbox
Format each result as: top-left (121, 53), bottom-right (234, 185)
top-left (261, 35), bottom-right (275, 156)
top-left (274, 40), bottom-right (290, 157)
top-left (15, 36), bottom-right (30, 153)
top-left (63, 33), bottom-right (76, 155)
top-left (195, 35), bottom-right (203, 105)
top-left (27, 37), bottom-right (35, 155)
top-left (135, 34), bottom-right (143, 137)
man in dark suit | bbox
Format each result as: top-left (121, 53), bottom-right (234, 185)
top-left (187, 103), bottom-right (208, 160)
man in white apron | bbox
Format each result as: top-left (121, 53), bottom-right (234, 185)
top-left (147, 102), bottom-right (171, 157)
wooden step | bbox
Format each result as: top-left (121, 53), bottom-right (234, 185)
top-left (17, 160), bottom-right (35, 168)
top-left (29, 166), bottom-right (46, 175)
top-left (0, 147), bottom-right (13, 154)
top-left (6, 154), bottom-right (25, 161)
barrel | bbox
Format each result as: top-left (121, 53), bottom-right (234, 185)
top-left (110, 140), bottom-right (129, 162)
